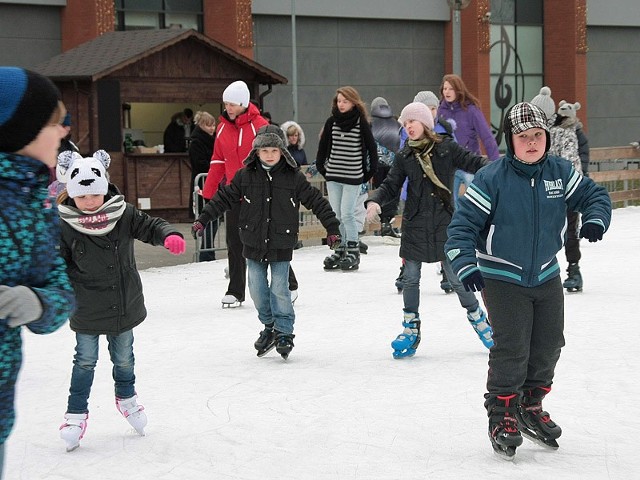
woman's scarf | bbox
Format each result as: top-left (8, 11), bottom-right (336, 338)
top-left (331, 106), bottom-right (361, 131)
top-left (408, 138), bottom-right (451, 194)
top-left (58, 194), bottom-right (126, 236)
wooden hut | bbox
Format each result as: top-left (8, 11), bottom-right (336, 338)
top-left (35, 28), bottom-right (287, 222)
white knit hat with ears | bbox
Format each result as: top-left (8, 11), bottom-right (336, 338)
top-left (398, 102), bottom-right (435, 130)
top-left (57, 149), bottom-right (110, 198)
top-left (222, 80), bottom-right (250, 107)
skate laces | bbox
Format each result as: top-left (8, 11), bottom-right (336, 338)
top-left (495, 394), bottom-right (520, 434)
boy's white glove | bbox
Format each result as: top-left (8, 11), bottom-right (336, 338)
top-left (0, 285), bottom-right (43, 328)
top-left (365, 202), bottom-right (382, 224)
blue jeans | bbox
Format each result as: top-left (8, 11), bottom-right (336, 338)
top-left (453, 170), bottom-right (475, 208)
top-left (326, 181), bottom-right (361, 243)
top-left (67, 330), bottom-right (136, 414)
top-left (402, 258), bottom-right (479, 316)
top-left (247, 259), bottom-right (295, 335)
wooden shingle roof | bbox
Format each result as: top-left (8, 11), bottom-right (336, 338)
top-left (35, 28), bottom-right (287, 85)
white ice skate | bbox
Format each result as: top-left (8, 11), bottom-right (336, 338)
top-left (59, 413), bottom-right (88, 452)
top-left (221, 294), bottom-right (243, 308)
top-left (116, 395), bottom-right (147, 436)
top-left (290, 289), bottom-right (298, 305)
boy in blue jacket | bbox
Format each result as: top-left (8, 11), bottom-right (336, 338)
top-left (445, 102), bottom-right (611, 459)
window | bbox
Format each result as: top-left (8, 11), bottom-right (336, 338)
top-left (115, 0), bottom-right (203, 32)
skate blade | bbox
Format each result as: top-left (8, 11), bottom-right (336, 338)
top-left (565, 287), bottom-right (583, 293)
top-left (65, 442), bottom-right (80, 452)
top-left (492, 444), bottom-right (517, 460)
top-left (222, 301), bottom-right (242, 308)
top-left (392, 349), bottom-right (416, 359)
top-left (383, 236), bottom-right (401, 246)
top-left (256, 342), bottom-right (277, 357)
top-left (520, 428), bottom-right (559, 450)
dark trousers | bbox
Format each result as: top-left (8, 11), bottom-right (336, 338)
top-left (483, 277), bottom-right (565, 400)
top-left (225, 202), bottom-right (298, 300)
top-left (565, 211), bottom-right (581, 264)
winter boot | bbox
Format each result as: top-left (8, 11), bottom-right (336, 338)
top-left (275, 332), bottom-right (295, 359)
top-left (467, 307), bottom-right (494, 349)
top-left (116, 394), bottom-right (147, 435)
top-left (391, 311), bottom-right (421, 359)
top-left (486, 393), bottom-right (523, 459)
top-left (440, 263), bottom-right (453, 293)
top-left (323, 245), bottom-right (345, 270)
top-left (340, 241), bottom-right (360, 271)
top-left (59, 413), bottom-right (88, 452)
top-left (517, 386), bottom-right (562, 449)
top-left (255, 323), bottom-right (276, 357)
top-left (395, 264), bottom-right (405, 293)
top-left (562, 262), bottom-right (583, 292)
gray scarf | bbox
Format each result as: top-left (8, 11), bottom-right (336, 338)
top-left (58, 194), bottom-right (126, 236)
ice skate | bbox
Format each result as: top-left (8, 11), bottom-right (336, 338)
top-left (486, 394), bottom-right (523, 460)
top-left (221, 294), bottom-right (243, 308)
top-left (467, 307), bottom-right (494, 349)
top-left (59, 413), bottom-right (88, 452)
top-left (290, 289), bottom-right (298, 305)
top-left (391, 312), bottom-right (421, 359)
top-left (340, 241), bottom-right (360, 271)
top-left (275, 332), bottom-right (295, 360)
top-left (380, 221), bottom-right (401, 245)
top-left (116, 394), bottom-right (147, 436)
top-left (255, 323), bottom-right (277, 357)
top-left (563, 262), bottom-right (583, 292)
top-left (517, 386), bottom-right (561, 449)
top-left (323, 246), bottom-right (344, 270)
top-left (358, 240), bottom-right (369, 254)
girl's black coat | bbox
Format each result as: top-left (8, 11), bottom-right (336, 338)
top-left (59, 188), bottom-right (180, 335)
top-left (368, 137), bottom-right (487, 263)
top-left (199, 154), bottom-right (340, 262)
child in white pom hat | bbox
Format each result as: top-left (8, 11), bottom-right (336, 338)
top-left (55, 149), bottom-right (186, 451)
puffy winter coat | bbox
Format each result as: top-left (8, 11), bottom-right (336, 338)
top-left (59, 186), bottom-right (181, 335)
top-left (437, 101), bottom-right (500, 160)
top-left (1, 152), bottom-right (76, 445)
top-left (368, 137), bottom-right (487, 263)
top-left (198, 150), bottom-right (340, 262)
top-left (201, 103), bottom-right (269, 199)
top-left (446, 153), bottom-right (611, 288)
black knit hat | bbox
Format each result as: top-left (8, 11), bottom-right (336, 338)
top-left (0, 67), bottom-right (61, 152)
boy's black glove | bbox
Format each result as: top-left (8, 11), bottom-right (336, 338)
top-left (191, 221), bottom-right (205, 239)
top-left (579, 223), bottom-right (604, 242)
top-left (461, 269), bottom-right (485, 292)
top-left (326, 234), bottom-right (342, 250)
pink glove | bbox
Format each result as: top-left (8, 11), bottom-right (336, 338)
top-left (164, 235), bottom-right (186, 255)
top-left (365, 202), bottom-right (381, 224)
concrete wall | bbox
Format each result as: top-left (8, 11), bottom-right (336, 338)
top-left (586, 26), bottom-right (640, 147)
top-left (253, 15), bottom-right (445, 159)
top-left (0, 3), bottom-right (62, 68)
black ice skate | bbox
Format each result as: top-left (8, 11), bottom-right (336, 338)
top-left (517, 386), bottom-right (562, 449)
top-left (486, 394), bottom-right (523, 460)
top-left (339, 242), bottom-right (360, 271)
top-left (323, 246), bottom-right (345, 270)
top-left (275, 333), bottom-right (295, 360)
top-left (562, 262), bottom-right (583, 292)
top-left (254, 323), bottom-right (276, 357)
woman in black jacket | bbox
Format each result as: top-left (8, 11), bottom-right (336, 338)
top-left (189, 111), bottom-right (217, 260)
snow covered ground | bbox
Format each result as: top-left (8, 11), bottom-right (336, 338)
top-left (5, 207), bottom-right (639, 479)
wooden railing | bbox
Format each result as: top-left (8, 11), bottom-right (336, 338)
top-left (589, 146), bottom-right (640, 207)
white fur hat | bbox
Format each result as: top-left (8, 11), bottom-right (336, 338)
top-left (57, 150), bottom-right (110, 198)
top-left (223, 80), bottom-right (250, 107)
